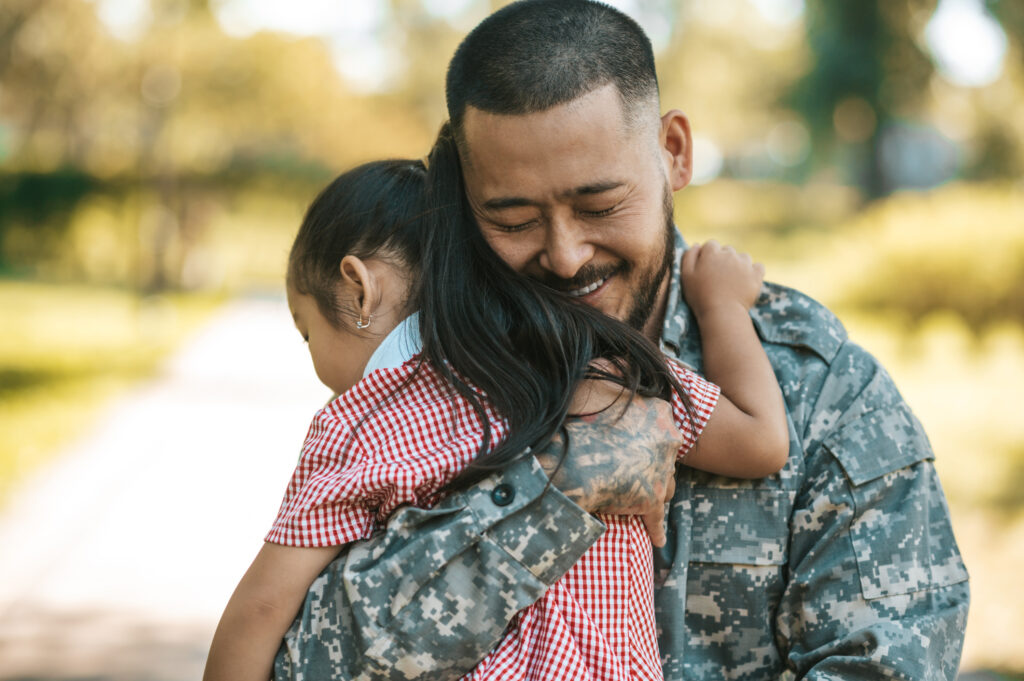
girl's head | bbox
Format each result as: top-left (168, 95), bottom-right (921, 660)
top-left (287, 159), bottom-right (427, 394)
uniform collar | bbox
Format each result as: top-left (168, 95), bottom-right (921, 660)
top-left (659, 230), bottom-right (694, 358)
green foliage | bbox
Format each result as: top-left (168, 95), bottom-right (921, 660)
top-left (0, 281), bottom-right (224, 504)
top-left (788, 1), bottom-right (938, 197)
top-left (0, 169), bottom-right (103, 271)
top-left (0, 169), bottom-right (99, 226)
top-left (834, 183), bottom-right (1024, 329)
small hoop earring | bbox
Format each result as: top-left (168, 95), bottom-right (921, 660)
top-left (356, 314), bottom-right (371, 330)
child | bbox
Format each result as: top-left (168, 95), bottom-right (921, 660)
top-left (204, 143), bottom-right (787, 681)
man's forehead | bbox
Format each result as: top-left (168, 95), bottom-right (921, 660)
top-left (459, 86), bottom-right (654, 198)
top-left (461, 85), bottom-right (631, 142)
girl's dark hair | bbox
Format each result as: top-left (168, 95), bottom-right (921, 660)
top-left (287, 159), bottom-right (427, 327)
top-left (419, 122), bottom-right (692, 488)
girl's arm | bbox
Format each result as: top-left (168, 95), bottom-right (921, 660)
top-left (203, 542), bottom-right (341, 681)
top-left (680, 240), bottom-right (789, 479)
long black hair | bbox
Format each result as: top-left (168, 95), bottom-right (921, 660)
top-left (418, 123), bottom-right (692, 488)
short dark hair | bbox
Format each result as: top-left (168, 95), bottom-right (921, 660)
top-left (446, 0), bottom-right (659, 141)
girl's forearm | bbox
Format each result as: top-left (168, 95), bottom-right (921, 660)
top-left (203, 586), bottom-right (295, 681)
top-left (691, 302), bottom-right (788, 477)
top-left (204, 542), bottom-right (342, 681)
top-left (698, 303), bottom-right (780, 417)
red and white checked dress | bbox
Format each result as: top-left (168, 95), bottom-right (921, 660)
top-left (266, 357), bottom-right (720, 681)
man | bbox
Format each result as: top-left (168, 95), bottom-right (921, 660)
top-left (277, 2), bottom-right (969, 679)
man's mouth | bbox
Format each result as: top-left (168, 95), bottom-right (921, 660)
top-left (568, 275), bottom-right (610, 297)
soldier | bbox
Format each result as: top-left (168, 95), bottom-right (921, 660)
top-left (276, 1), bottom-right (969, 679)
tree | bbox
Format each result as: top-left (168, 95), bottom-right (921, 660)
top-left (788, 0), bottom-right (937, 199)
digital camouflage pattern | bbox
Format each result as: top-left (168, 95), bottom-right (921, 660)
top-left (274, 455), bottom-right (605, 680)
top-left (275, 234), bottom-right (969, 680)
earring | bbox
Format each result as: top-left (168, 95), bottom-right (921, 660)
top-left (356, 314), bottom-right (371, 329)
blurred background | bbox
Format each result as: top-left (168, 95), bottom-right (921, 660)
top-left (0, 0), bottom-right (1021, 678)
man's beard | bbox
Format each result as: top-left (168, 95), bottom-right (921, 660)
top-left (537, 182), bottom-right (676, 331)
top-left (625, 183), bottom-right (676, 332)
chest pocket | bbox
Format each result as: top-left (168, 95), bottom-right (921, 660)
top-left (688, 485), bottom-right (794, 566)
top-left (823, 405), bottom-right (969, 599)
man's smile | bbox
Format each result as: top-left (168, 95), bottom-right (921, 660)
top-left (568, 275), bottom-right (610, 297)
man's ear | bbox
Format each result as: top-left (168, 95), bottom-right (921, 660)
top-left (339, 255), bottom-right (376, 325)
top-left (660, 109), bottom-right (693, 192)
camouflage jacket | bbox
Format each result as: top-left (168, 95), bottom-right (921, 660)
top-left (275, 234), bottom-right (969, 680)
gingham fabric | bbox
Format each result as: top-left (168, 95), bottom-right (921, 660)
top-left (267, 357), bottom-right (719, 680)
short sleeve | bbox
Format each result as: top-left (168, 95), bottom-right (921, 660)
top-left (264, 407), bottom-right (379, 548)
top-left (667, 361), bottom-right (721, 457)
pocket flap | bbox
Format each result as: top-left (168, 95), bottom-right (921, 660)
top-left (823, 405), bottom-right (934, 486)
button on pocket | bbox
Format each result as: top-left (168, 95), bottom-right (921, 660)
top-left (490, 483), bottom-right (515, 506)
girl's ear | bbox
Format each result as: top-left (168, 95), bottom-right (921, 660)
top-left (339, 255), bottom-right (376, 328)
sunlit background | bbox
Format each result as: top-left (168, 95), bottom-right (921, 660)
top-left (0, 0), bottom-right (1022, 679)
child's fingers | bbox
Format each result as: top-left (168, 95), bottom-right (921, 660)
top-left (700, 239), bottom-right (721, 261)
top-left (681, 243), bottom-right (701, 275)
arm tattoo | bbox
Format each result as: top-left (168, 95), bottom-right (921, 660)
top-left (536, 395), bottom-right (680, 515)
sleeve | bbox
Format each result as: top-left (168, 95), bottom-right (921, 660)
top-left (274, 455), bottom-right (606, 681)
top-left (265, 407), bottom-right (379, 548)
top-left (667, 361), bottom-right (721, 457)
top-left (778, 341), bottom-right (969, 680)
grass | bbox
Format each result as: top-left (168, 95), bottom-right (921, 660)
top-left (0, 280), bottom-right (224, 504)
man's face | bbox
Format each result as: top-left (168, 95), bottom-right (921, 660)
top-left (460, 84), bottom-right (689, 340)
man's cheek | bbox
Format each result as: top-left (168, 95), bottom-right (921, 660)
top-left (483, 234), bottom-right (530, 271)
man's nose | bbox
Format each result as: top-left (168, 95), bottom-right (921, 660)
top-left (538, 218), bottom-right (595, 280)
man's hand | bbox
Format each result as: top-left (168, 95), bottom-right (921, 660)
top-left (534, 384), bottom-right (682, 546)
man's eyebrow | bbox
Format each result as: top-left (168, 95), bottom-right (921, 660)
top-left (481, 182), bottom-right (624, 211)
top-left (568, 181), bottom-right (624, 197)
top-left (482, 196), bottom-right (535, 211)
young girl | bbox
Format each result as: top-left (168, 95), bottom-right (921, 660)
top-left (204, 131), bottom-right (788, 681)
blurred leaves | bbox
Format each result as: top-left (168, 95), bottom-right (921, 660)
top-left (835, 183), bottom-right (1024, 329)
top-left (1, 0), bottom-right (1022, 294)
top-left (0, 0), bottom-right (435, 289)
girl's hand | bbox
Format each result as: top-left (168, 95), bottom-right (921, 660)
top-left (681, 240), bottom-right (765, 319)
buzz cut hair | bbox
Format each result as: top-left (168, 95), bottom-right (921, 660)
top-left (446, 0), bottom-right (660, 145)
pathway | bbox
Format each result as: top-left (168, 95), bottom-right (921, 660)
top-left (0, 295), bottom-right (328, 680)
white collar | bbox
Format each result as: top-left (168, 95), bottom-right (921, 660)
top-left (362, 312), bottom-right (422, 377)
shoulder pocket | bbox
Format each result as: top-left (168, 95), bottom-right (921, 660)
top-left (823, 405), bottom-right (933, 485)
top-left (824, 407), bottom-right (969, 598)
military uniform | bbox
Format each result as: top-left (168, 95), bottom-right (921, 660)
top-left (275, 234), bottom-right (969, 680)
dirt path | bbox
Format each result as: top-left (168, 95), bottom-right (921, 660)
top-left (0, 295), bottom-right (328, 680)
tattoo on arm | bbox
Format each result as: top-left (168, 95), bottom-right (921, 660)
top-left (535, 396), bottom-right (680, 515)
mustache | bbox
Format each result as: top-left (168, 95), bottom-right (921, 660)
top-left (539, 263), bottom-right (623, 291)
